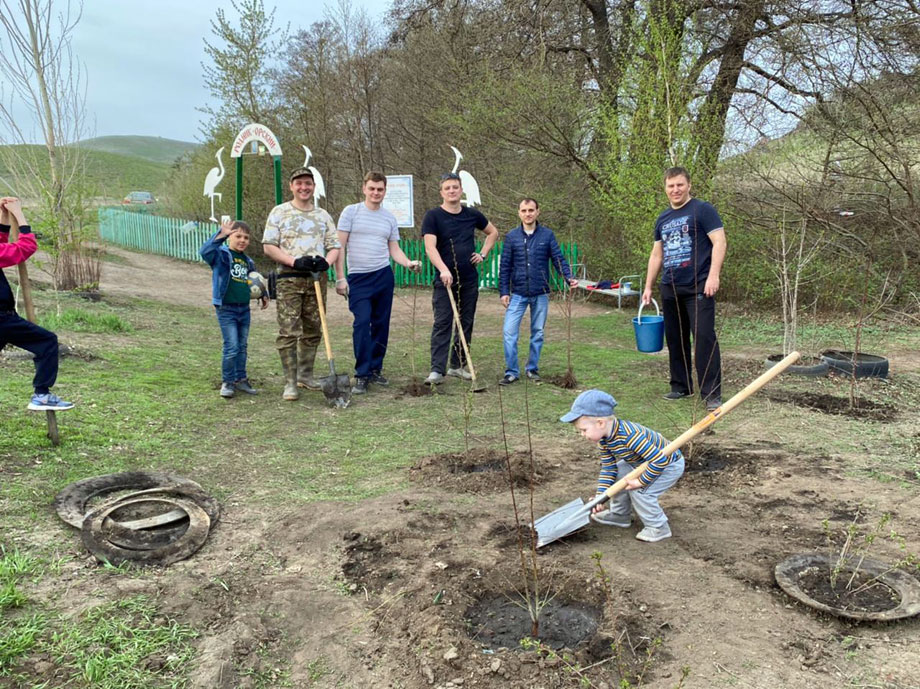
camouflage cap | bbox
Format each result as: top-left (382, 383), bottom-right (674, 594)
top-left (289, 167), bottom-right (315, 183)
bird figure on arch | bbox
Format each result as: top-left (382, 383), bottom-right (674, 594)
top-left (449, 145), bottom-right (481, 207)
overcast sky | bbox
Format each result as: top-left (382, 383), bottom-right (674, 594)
top-left (59, 0), bottom-right (387, 143)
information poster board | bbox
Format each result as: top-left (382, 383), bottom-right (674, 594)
top-left (383, 175), bottom-right (414, 228)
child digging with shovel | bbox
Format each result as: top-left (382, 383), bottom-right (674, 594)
top-left (561, 389), bottom-right (684, 542)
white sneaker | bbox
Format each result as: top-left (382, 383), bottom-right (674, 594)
top-left (424, 371), bottom-right (444, 386)
top-left (636, 524), bottom-right (672, 542)
top-left (590, 510), bottom-right (631, 528)
top-left (446, 367), bottom-right (473, 380)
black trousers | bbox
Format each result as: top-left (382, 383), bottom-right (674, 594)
top-left (661, 284), bottom-right (721, 402)
top-left (430, 278), bottom-right (478, 374)
top-left (0, 310), bottom-right (59, 394)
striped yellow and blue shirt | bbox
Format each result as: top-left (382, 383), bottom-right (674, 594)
top-left (597, 418), bottom-right (683, 492)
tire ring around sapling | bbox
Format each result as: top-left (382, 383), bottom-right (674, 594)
top-left (764, 355), bottom-right (829, 377)
top-left (54, 471), bottom-right (204, 529)
top-left (82, 496), bottom-right (211, 566)
top-left (820, 350), bottom-right (889, 379)
top-left (775, 552), bottom-right (920, 622)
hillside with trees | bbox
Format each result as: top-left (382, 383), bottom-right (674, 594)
top-left (160, 0), bottom-right (920, 309)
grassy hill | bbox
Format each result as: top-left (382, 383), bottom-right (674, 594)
top-left (77, 135), bottom-right (198, 165)
top-left (0, 144), bottom-right (171, 200)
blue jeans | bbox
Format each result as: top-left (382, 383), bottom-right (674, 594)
top-left (502, 293), bottom-right (549, 377)
top-left (215, 303), bottom-right (251, 383)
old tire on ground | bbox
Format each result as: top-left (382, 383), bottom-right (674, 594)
top-left (775, 552), bottom-right (920, 622)
top-left (82, 496), bottom-right (211, 566)
top-left (54, 472), bottom-right (204, 529)
top-left (99, 486), bottom-right (220, 549)
top-left (764, 354), bottom-right (828, 377)
top-left (820, 350), bottom-right (889, 379)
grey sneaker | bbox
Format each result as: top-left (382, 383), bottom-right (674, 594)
top-left (499, 374), bottom-right (519, 386)
top-left (525, 371), bottom-right (541, 382)
top-left (235, 379), bottom-right (258, 395)
top-left (220, 382), bottom-right (235, 398)
top-left (446, 367), bottom-right (473, 380)
top-left (351, 377), bottom-right (369, 395)
top-left (590, 510), bottom-right (631, 528)
top-left (282, 383), bottom-right (300, 401)
top-left (663, 391), bottom-right (690, 401)
top-left (705, 397), bottom-right (722, 411)
top-left (636, 524), bottom-right (672, 542)
top-left (424, 371), bottom-right (444, 386)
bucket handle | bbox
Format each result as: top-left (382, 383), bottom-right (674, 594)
top-left (636, 298), bottom-right (660, 324)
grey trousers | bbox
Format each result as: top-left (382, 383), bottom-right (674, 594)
top-left (606, 455), bottom-right (685, 528)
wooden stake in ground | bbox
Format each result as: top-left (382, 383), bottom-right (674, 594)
top-left (9, 214), bottom-right (59, 444)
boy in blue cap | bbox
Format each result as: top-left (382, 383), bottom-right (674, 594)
top-left (561, 389), bottom-right (684, 542)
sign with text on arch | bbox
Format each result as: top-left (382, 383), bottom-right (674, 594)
top-left (383, 175), bottom-right (414, 228)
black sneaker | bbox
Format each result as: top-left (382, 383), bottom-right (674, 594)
top-left (351, 377), bottom-right (370, 395)
top-left (499, 374), bottom-right (519, 386)
top-left (525, 371), bottom-right (541, 382)
top-left (705, 397), bottom-right (722, 411)
top-left (663, 391), bottom-right (690, 400)
top-left (371, 371), bottom-right (389, 386)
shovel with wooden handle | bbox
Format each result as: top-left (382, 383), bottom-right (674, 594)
top-left (312, 275), bottom-right (351, 408)
top-left (534, 350), bottom-right (802, 547)
top-left (445, 285), bottom-right (487, 392)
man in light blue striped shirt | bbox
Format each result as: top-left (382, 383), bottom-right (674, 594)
top-left (561, 389), bottom-right (685, 542)
top-left (338, 172), bottom-right (421, 394)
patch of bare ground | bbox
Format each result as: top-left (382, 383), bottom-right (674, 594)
top-left (765, 390), bottom-right (898, 422)
top-left (410, 448), bottom-right (555, 493)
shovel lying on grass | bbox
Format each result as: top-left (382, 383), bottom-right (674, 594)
top-left (445, 286), bottom-right (487, 392)
top-left (534, 350), bottom-right (801, 548)
top-left (313, 275), bottom-right (350, 408)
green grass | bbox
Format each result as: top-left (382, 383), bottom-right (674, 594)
top-left (77, 136), bottom-right (199, 165)
top-left (1, 279), bottom-right (919, 687)
top-left (0, 144), bottom-right (171, 200)
top-left (38, 308), bottom-right (132, 334)
top-left (1, 596), bottom-right (198, 687)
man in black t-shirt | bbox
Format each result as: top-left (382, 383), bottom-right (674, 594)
top-left (642, 167), bottom-right (726, 410)
top-left (421, 173), bottom-right (499, 384)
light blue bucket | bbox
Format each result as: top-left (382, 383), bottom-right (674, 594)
top-left (633, 299), bottom-right (664, 353)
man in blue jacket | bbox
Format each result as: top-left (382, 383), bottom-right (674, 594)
top-left (498, 199), bottom-right (578, 385)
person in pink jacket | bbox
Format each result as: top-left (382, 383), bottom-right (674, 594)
top-left (0, 198), bottom-right (74, 410)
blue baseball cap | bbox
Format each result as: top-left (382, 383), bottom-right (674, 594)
top-left (560, 389), bottom-right (618, 423)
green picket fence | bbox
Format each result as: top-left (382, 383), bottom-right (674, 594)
top-left (99, 209), bottom-right (579, 290)
top-left (98, 208), bottom-right (214, 263)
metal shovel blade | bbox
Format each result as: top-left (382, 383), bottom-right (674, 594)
top-left (319, 365), bottom-right (351, 409)
top-left (533, 498), bottom-right (592, 548)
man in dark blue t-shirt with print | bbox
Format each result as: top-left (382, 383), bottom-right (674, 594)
top-left (421, 172), bottom-right (499, 384)
top-left (642, 167), bottom-right (726, 410)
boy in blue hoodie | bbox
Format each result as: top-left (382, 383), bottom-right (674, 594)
top-left (200, 220), bottom-right (268, 398)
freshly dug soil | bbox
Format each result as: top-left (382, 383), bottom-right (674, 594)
top-left (766, 391), bottom-right (898, 422)
top-left (399, 380), bottom-right (433, 397)
top-left (465, 593), bottom-right (601, 650)
top-left (545, 370), bottom-right (578, 389)
top-left (411, 448), bottom-right (552, 492)
top-left (796, 565), bottom-right (901, 613)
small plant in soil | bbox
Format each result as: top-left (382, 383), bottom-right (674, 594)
top-left (553, 281), bottom-right (578, 388)
top-left (497, 377), bottom-right (551, 638)
top-left (817, 508), bottom-right (920, 612)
